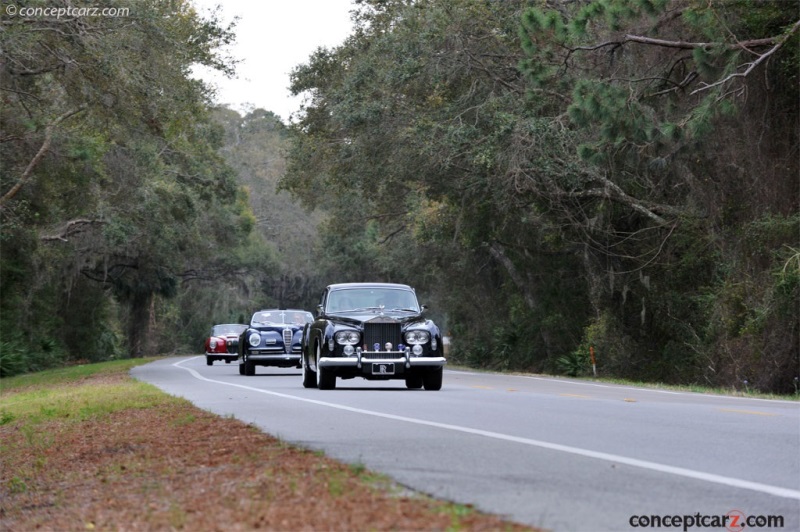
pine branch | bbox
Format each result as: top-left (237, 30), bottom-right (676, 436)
top-left (571, 34), bottom-right (781, 54)
top-left (691, 19), bottom-right (800, 95)
top-left (619, 34), bottom-right (778, 51)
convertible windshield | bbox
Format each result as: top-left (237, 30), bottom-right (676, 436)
top-left (326, 288), bottom-right (420, 313)
top-left (211, 324), bottom-right (247, 336)
top-left (251, 310), bottom-right (313, 326)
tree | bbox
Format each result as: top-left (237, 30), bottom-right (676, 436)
top-left (0, 0), bottom-right (256, 367)
top-left (283, 0), bottom-right (798, 392)
top-left (285, 0), bottom-right (590, 371)
top-left (212, 107), bottom-right (323, 311)
top-left (517, 0), bottom-right (799, 389)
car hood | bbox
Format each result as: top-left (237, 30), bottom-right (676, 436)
top-left (212, 334), bottom-right (240, 340)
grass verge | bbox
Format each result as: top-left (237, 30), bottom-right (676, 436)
top-left (447, 365), bottom-right (799, 401)
top-left (0, 359), bottom-right (534, 531)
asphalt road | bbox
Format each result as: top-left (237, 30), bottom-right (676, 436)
top-left (131, 357), bottom-right (800, 531)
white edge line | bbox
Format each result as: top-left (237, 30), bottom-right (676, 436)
top-left (171, 357), bottom-right (800, 502)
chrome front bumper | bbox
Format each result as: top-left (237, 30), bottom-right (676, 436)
top-left (206, 352), bottom-right (238, 359)
top-left (247, 353), bottom-right (300, 362)
top-left (318, 347), bottom-right (446, 370)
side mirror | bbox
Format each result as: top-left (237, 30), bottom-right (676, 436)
top-left (316, 304), bottom-right (324, 317)
top-left (420, 304), bottom-right (428, 312)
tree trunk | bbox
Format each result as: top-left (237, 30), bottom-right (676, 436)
top-left (488, 242), bottom-right (553, 356)
top-left (128, 291), bottom-right (154, 357)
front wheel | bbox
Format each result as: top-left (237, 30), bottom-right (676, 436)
top-left (422, 367), bottom-right (443, 391)
top-left (206, 357), bottom-right (213, 366)
top-left (302, 351), bottom-right (317, 388)
top-left (316, 342), bottom-right (336, 390)
top-left (244, 354), bottom-right (255, 376)
top-left (405, 375), bottom-right (423, 389)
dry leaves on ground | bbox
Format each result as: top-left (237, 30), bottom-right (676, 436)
top-left (1, 372), bottom-right (536, 531)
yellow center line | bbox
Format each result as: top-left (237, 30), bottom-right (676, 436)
top-left (718, 408), bottom-right (778, 417)
top-left (560, 393), bottom-right (591, 399)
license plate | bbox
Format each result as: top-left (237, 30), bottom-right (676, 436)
top-left (372, 363), bottom-right (395, 375)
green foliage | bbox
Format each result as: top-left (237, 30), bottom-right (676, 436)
top-left (0, 0), bottom-right (255, 367)
top-left (4, 0), bottom-right (788, 392)
top-left (556, 350), bottom-right (591, 378)
top-left (278, 0), bottom-right (800, 394)
top-left (511, 0), bottom-right (799, 393)
top-left (0, 341), bottom-right (27, 378)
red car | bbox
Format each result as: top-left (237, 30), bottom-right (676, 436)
top-left (205, 324), bottom-right (248, 365)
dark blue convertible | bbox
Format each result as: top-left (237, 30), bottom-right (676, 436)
top-left (238, 309), bottom-right (314, 376)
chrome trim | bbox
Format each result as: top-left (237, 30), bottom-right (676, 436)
top-left (361, 351), bottom-right (406, 360)
top-left (318, 357), bottom-right (360, 368)
top-left (283, 328), bottom-right (293, 353)
top-left (360, 356), bottom-right (406, 364)
top-left (319, 355), bottom-right (446, 369)
top-left (406, 356), bottom-right (447, 366)
top-left (247, 353), bottom-right (300, 361)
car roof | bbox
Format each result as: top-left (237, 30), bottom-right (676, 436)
top-left (326, 282), bottom-right (414, 291)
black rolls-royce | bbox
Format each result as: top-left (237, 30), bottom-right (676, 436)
top-left (301, 283), bottom-right (446, 390)
top-left (238, 309), bottom-right (314, 376)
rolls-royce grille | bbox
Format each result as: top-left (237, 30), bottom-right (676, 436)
top-left (363, 352), bottom-right (400, 360)
top-left (364, 322), bottom-right (402, 350)
top-left (283, 329), bottom-right (293, 352)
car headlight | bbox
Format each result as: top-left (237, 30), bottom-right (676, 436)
top-left (209, 339), bottom-right (218, 349)
top-left (405, 330), bottom-right (430, 345)
top-left (248, 333), bottom-right (261, 347)
top-left (335, 330), bottom-right (360, 345)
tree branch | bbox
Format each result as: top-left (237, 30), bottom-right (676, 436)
top-left (572, 34), bottom-right (781, 53)
top-left (620, 34), bottom-right (778, 51)
top-left (578, 173), bottom-right (685, 224)
top-left (529, 168), bottom-right (683, 226)
top-left (691, 19), bottom-right (800, 95)
top-left (0, 105), bottom-right (87, 209)
top-left (487, 241), bottom-right (539, 313)
top-left (40, 218), bottom-right (105, 242)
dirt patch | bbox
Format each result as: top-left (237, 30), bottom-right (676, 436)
top-left (1, 373), bottom-right (536, 531)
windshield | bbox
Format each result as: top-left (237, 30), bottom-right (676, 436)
top-left (211, 324), bottom-right (247, 336)
top-left (251, 310), bottom-right (313, 326)
top-left (326, 288), bottom-right (420, 313)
